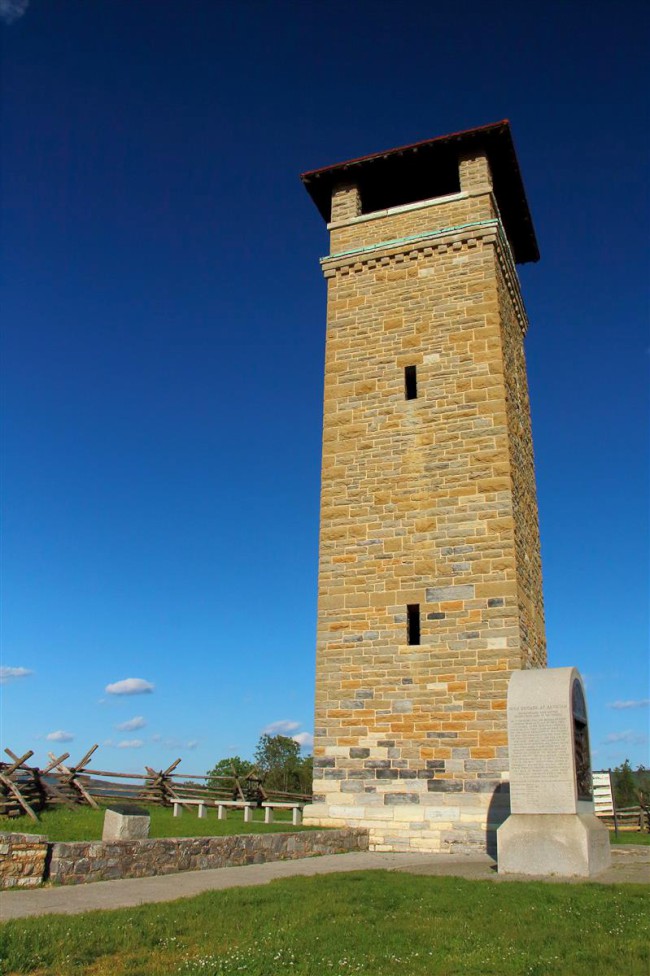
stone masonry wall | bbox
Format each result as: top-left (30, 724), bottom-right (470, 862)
top-left (0, 832), bottom-right (49, 888)
top-left (497, 260), bottom-right (546, 667)
top-left (329, 192), bottom-right (495, 256)
top-left (305, 152), bottom-right (545, 852)
top-left (48, 828), bottom-right (367, 885)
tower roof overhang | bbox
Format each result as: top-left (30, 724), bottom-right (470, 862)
top-left (300, 120), bottom-right (539, 265)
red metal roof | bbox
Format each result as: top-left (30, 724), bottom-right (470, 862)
top-left (300, 120), bottom-right (539, 264)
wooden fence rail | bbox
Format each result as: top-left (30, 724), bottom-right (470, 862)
top-left (597, 805), bottom-right (650, 833)
top-left (0, 745), bottom-right (311, 821)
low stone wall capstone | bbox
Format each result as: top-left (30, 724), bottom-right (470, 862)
top-left (1, 828), bottom-right (368, 887)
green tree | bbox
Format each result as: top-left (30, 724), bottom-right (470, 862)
top-left (636, 764), bottom-right (650, 805)
top-left (297, 754), bottom-right (313, 795)
top-left (206, 756), bottom-right (254, 792)
top-left (254, 734), bottom-right (306, 794)
top-left (612, 759), bottom-right (638, 808)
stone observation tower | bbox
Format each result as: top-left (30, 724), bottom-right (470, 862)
top-left (301, 120), bottom-right (546, 852)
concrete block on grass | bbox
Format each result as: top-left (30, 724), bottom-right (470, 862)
top-left (102, 805), bottom-right (150, 842)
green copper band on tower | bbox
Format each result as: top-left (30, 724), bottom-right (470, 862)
top-left (321, 218), bottom-right (501, 264)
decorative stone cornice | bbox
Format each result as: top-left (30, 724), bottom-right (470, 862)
top-left (320, 216), bottom-right (529, 335)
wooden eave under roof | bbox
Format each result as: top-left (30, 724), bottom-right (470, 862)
top-left (300, 120), bottom-right (539, 265)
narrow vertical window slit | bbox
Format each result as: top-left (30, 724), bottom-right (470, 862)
top-left (404, 365), bottom-right (418, 400)
top-left (407, 604), bottom-right (421, 645)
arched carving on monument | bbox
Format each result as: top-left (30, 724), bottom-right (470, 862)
top-left (572, 679), bottom-right (592, 801)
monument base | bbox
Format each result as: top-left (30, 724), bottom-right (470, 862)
top-left (497, 813), bottom-right (611, 877)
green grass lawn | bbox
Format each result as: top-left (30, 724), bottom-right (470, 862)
top-left (610, 830), bottom-right (650, 845)
top-left (0, 872), bottom-right (648, 976)
top-left (0, 803), bottom-right (312, 842)
top-left (2, 805), bottom-right (648, 845)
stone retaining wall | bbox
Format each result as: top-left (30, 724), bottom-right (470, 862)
top-left (1, 828), bottom-right (368, 887)
top-left (0, 832), bottom-right (49, 888)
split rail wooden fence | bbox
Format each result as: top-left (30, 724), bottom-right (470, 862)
top-left (592, 769), bottom-right (649, 834)
top-left (0, 745), bottom-right (311, 822)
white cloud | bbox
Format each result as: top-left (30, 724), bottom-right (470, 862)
top-left (262, 719), bottom-right (301, 735)
top-left (116, 716), bottom-right (146, 732)
top-left (157, 736), bottom-right (199, 750)
top-left (0, 0), bottom-right (30, 25)
top-left (0, 666), bottom-right (33, 685)
top-left (293, 731), bottom-right (314, 750)
top-left (117, 739), bottom-right (144, 749)
top-left (46, 730), bottom-right (74, 743)
top-left (151, 733), bottom-right (162, 742)
top-left (105, 677), bottom-right (154, 696)
top-left (608, 699), bottom-right (650, 710)
top-left (603, 730), bottom-right (648, 745)
top-left (262, 720), bottom-right (312, 749)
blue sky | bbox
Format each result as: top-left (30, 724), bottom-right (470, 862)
top-left (1, 0), bottom-right (648, 779)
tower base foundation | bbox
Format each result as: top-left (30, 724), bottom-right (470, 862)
top-left (304, 788), bottom-right (510, 854)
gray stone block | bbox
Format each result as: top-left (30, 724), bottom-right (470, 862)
top-left (428, 780), bottom-right (462, 792)
top-left (102, 807), bottom-right (150, 842)
top-left (393, 700), bottom-right (413, 713)
top-left (464, 779), bottom-right (501, 793)
top-left (426, 584), bottom-right (475, 602)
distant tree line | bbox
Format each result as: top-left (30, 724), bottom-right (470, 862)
top-left (206, 734), bottom-right (312, 796)
top-left (610, 760), bottom-right (650, 809)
